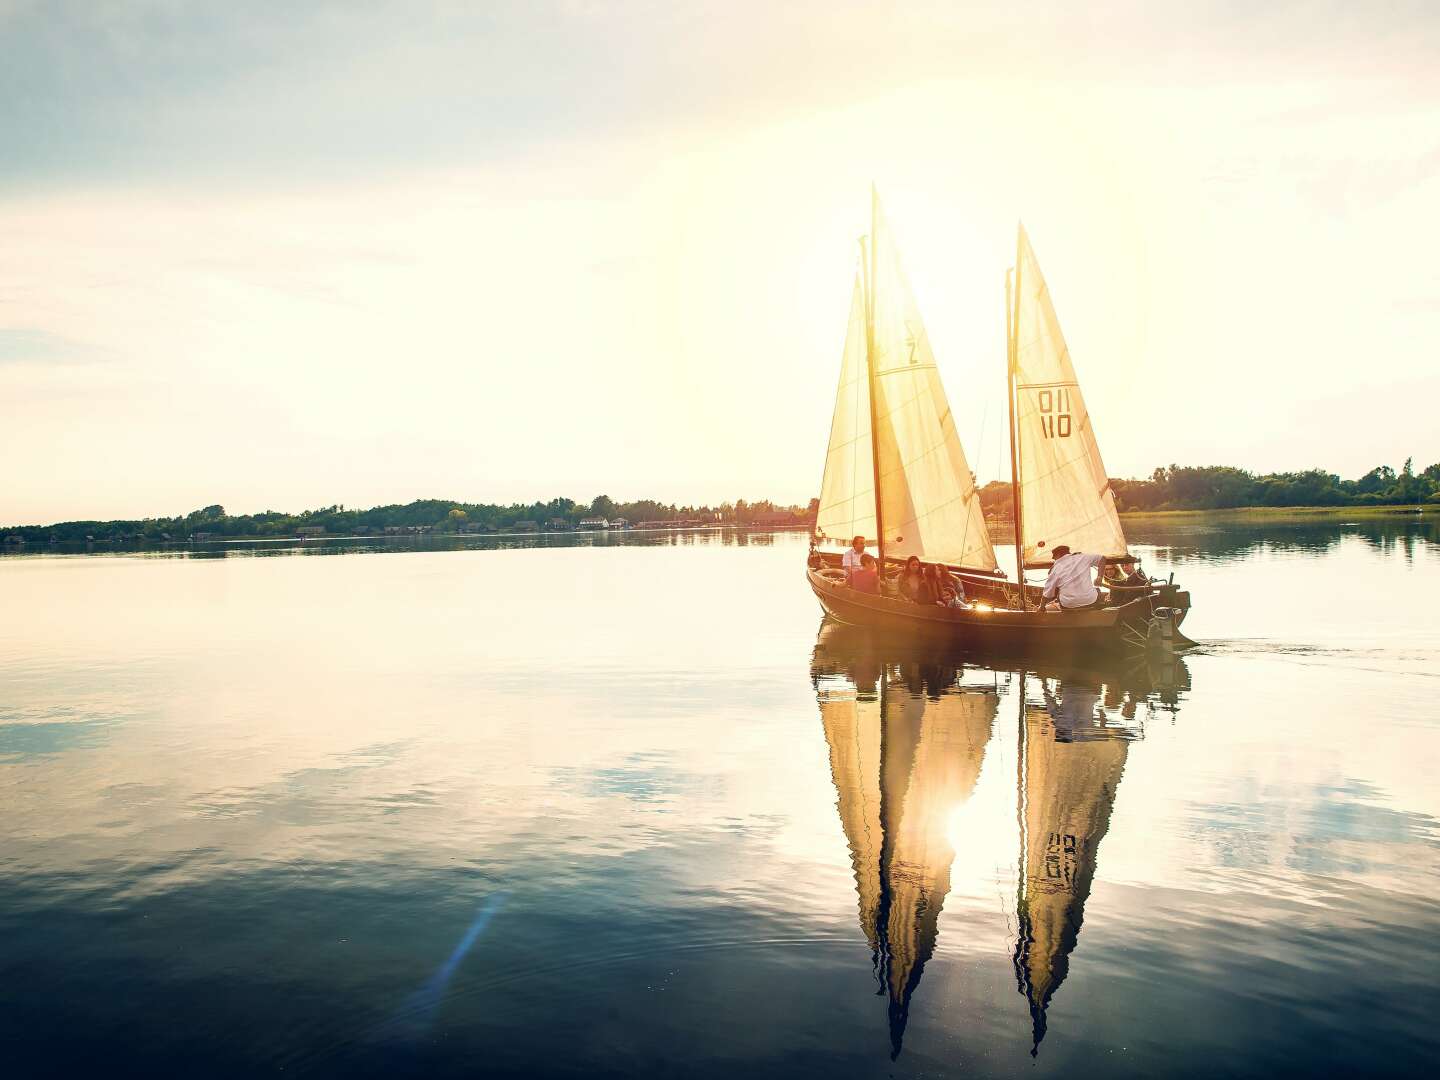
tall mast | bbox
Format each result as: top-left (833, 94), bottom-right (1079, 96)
top-left (865, 186), bottom-right (887, 570)
top-left (1006, 239), bottom-right (1027, 608)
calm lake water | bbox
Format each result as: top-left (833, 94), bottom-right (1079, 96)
top-left (2, 518), bottom-right (1437, 1078)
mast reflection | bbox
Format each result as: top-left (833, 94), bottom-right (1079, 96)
top-left (812, 622), bottom-right (999, 1059)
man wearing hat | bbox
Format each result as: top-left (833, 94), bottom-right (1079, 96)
top-left (1036, 544), bottom-right (1111, 612)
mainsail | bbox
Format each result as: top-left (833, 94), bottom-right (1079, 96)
top-left (815, 192), bottom-right (998, 572)
top-left (870, 196), bottom-right (997, 570)
top-left (1011, 227), bottom-right (1128, 566)
top-left (814, 272), bottom-right (878, 548)
top-left (1013, 679), bottom-right (1130, 1054)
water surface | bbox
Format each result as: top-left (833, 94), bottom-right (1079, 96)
top-left (2, 518), bottom-right (1436, 1076)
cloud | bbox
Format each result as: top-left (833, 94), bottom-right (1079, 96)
top-left (4, 2), bottom-right (1438, 191)
top-left (0, 327), bottom-right (110, 366)
top-left (2, 3), bottom-right (1440, 521)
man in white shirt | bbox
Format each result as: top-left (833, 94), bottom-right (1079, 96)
top-left (1037, 545), bottom-right (1109, 612)
top-left (841, 535), bottom-right (866, 578)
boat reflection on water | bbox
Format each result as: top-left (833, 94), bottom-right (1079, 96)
top-left (1013, 676), bottom-right (1136, 1057)
top-left (810, 619), bottom-right (1190, 1060)
top-left (812, 620), bottom-right (999, 1059)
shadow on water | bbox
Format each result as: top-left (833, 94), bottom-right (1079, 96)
top-left (810, 619), bottom-right (1190, 1060)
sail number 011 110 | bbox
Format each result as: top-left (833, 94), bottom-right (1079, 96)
top-left (1037, 388), bottom-right (1073, 439)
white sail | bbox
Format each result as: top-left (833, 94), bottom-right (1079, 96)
top-left (870, 195), bottom-right (998, 571)
top-left (814, 272), bottom-right (878, 549)
top-left (1012, 227), bottom-right (1128, 566)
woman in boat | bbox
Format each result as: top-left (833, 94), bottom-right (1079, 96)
top-left (900, 556), bottom-right (936, 605)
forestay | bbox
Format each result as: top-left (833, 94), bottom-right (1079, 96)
top-left (815, 272), bottom-right (878, 548)
top-left (1012, 227), bottom-right (1128, 566)
top-left (869, 197), bottom-right (997, 571)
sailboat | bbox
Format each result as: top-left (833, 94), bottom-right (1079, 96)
top-left (807, 192), bottom-right (1193, 654)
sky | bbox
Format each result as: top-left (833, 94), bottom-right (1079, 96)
top-left (2, 0), bottom-right (1439, 525)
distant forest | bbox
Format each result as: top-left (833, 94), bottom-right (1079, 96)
top-left (979, 459), bottom-right (1440, 518)
top-left (0, 496), bottom-right (814, 545)
top-left (3, 460), bottom-right (1436, 545)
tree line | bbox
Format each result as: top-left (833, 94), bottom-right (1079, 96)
top-left (1, 495), bottom-right (819, 544)
top-left (5, 460), bottom-right (1435, 543)
top-left (978, 459), bottom-right (1440, 516)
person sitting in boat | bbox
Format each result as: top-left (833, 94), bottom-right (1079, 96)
top-left (849, 553), bottom-right (880, 594)
top-left (900, 556), bottom-right (936, 604)
top-left (915, 567), bottom-right (961, 610)
top-left (1104, 557), bottom-right (1150, 593)
top-left (841, 535), bottom-right (866, 580)
top-left (1036, 544), bottom-right (1109, 612)
top-left (927, 563), bottom-right (969, 609)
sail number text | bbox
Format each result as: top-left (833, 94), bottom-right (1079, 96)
top-left (1037, 388), bottom-right (1072, 439)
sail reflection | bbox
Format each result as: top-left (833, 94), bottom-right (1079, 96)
top-left (1013, 674), bottom-right (1133, 1056)
top-left (812, 623), bottom-right (999, 1058)
top-left (812, 619), bottom-right (1190, 1059)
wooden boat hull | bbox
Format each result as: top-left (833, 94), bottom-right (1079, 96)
top-left (807, 567), bottom-right (1190, 657)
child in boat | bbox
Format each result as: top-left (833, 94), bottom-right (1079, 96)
top-left (931, 564), bottom-right (969, 609)
top-left (849, 553), bottom-right (880, 594)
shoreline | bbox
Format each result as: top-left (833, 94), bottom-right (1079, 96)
top-left (1117, 504), bottom-right (1430, 521)
top-left (977, 504), bottom-right (1431, 525)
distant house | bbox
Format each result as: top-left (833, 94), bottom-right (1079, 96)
top-left (514, 520), bottom-right (540, 533)
top-left (3, 534), bottom-right (23, 545)
top-left (190, 532), bottom-right (217, 542)
top-left (384, 525), bottom-right (406, 534)
top-left (608, 517), bottom-right (628, 529)
top-left (578, 517), bottom-right (608, 529)
top-left (296, 526), bottom-right (326, 537)
top-left (548, 518), bottom-right (572, 531)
